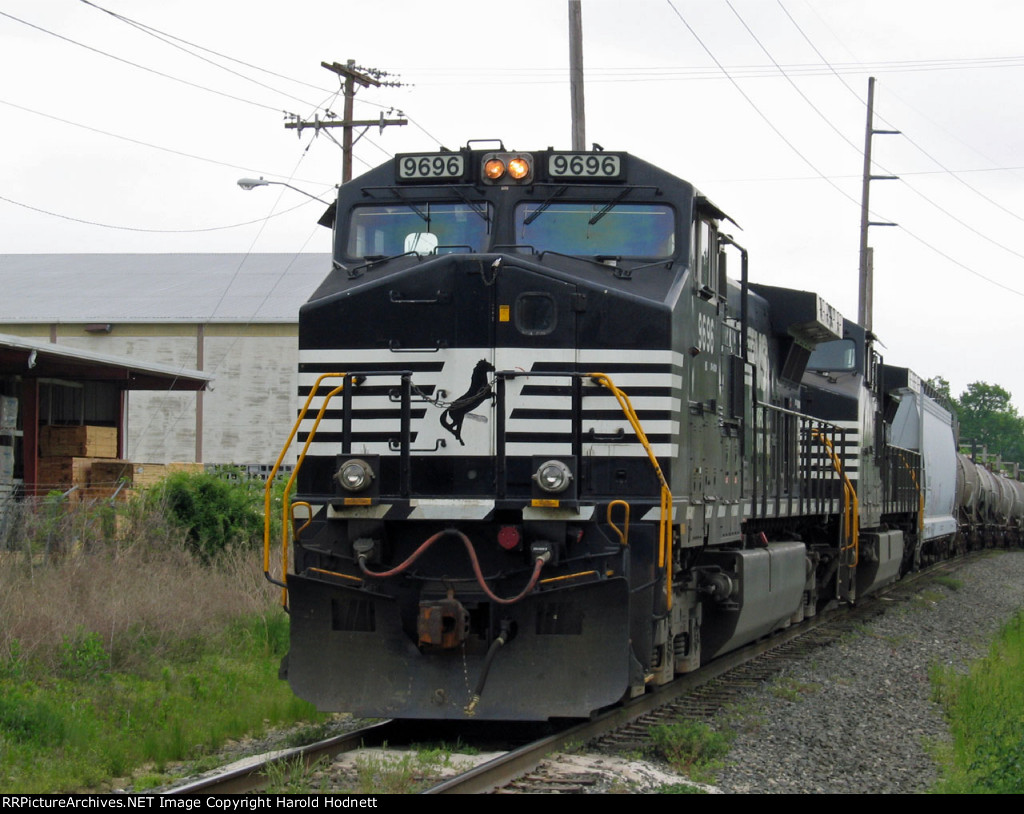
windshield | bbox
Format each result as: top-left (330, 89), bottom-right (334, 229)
top-left (807, 339), bottom-right (857, 372)
top-left (347, 202), bottom-right (492, 257)
top-left (514, 202), bottom-right (675, 258)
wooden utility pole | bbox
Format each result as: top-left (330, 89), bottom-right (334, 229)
top-left (857, 76), bottom-right (899, 332)
top-left (568, 1), bottom-right (586, 150)
top-left (285, 60), bottom-right (407, 183)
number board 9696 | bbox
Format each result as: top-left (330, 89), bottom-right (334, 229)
top-left (548, 152), bottom-right (623, 180)
top-left (397, 154), bottom-right (466, 181)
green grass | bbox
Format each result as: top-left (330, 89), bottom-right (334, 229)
top-left (933, 575), bottom-right (963, 592)
top-left (0, 611), bottom-right (321, 793)
top-left (769, 677), bottom-right (822, 703)
top-left (645, 720), bottom-right (733, 783)
top-left (340, 747), bottom-right (460, 794)
top-left (930, 610), bottom-right (1024, 793)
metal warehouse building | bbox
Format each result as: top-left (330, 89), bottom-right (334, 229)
top-left (0, 253), bottom-right (330, 467)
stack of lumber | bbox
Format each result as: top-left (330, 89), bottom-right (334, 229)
top-left (40, 425), bottom-right (118, 458)
top-left (36, 426), bottom-right (199, 501)
top-left (38, 425), bottom-right (119, 499)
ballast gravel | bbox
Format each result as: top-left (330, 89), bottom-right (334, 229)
top-left (709, 549), bottom-right (1024, 794)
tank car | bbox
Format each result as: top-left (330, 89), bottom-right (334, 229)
top-left (262, 142), bottom-right (994, 721)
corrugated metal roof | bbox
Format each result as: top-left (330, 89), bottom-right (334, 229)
top-left (0, 254), bottom-right (330, 323)
top-left (0, 332), bottom-right (210, 390)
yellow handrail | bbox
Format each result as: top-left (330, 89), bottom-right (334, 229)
top-left (589, 372), bottom-right (674, 608)
top-left (292, 501), bottom-right (314, 539)
top-left (811, 429), bottom-right (859, 566)
top-left (607, 499), bottom-right (631, 546)
top-left (894, 451), bottom-right (925, 535)
top-left (262, 372), bottom-right (348, 605)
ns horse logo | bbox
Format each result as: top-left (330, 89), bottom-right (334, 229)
top-left (440, 359), bottom-right (495, 446)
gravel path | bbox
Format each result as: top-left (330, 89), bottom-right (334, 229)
top-left (710, 549), bottom-right (1024, 794)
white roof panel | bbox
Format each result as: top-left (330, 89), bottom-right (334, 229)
top-left (0, 254), bottom-right (330, 323)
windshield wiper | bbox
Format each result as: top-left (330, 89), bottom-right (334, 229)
top-left (523, 185), bottom-right (569, 225)
top-left (588, 187), bottom-right (634, 226)
top-left (444, 185), bottom-right (490, 224)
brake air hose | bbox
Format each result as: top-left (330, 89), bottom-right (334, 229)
top-left (464, 621), bottom-right (512, 716)
top-left (356, 528), bottom-right (550, 604)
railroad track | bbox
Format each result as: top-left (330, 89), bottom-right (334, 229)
top-left (158, 557), bottom-right (975, 795)
top-left (163, 720), bottom-right (398, 795)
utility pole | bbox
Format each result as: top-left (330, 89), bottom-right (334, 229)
top-left (858, 76), bottom-right (899, 333)
top-left (568, 1), bottom-right (586, 150)
top-left (285, 60), bottom-right (407, 183)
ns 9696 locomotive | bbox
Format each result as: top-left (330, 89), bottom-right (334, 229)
top-left (264, 141), bottom-right (976, 721)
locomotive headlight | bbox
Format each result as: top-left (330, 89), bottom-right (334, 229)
top-left (484, 158), bottom-right (506, 180)
top-left (336, 458), bottom-right (375, 492)
top-left (533, 460), bottom-right (573, 494)
top-left (507, 157), bottom-right (531, 180)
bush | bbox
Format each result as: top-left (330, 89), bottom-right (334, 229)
top-left (152, 469), bottom-right (264, 562)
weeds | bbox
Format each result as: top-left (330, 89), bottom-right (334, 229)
top-left (933, 575), bottom-right (963, 592)
top-left (931, 611), bottom-right (1024, 793)
top-left (646, 721), bottom-right (733, 782)
top-left (262, 756), bottom-right (327, 795)
top-left (282, 721), bottom-right (337, 749)
top-left (655, 782), bottom-right (708, 794)
top-left (343, 748), bottom-right (460, 794)
top-left (0, 481), bottom-right (319, 793)
top-left (769, 677), bottom-right (821, 703)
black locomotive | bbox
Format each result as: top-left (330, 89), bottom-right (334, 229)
top-left (264, 142), bottom-right (1017, 721)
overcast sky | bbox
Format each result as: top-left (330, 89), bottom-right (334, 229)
top-left (3, 0), bottom-right (1024, 411)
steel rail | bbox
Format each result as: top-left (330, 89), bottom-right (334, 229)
top-left (162, 720), bottom-right (396, 795)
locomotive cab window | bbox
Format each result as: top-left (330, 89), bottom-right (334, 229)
top-left (514, 292), bottom-right (557, 335)
top-left (807, 339), bottom-right (857, 372)
top-left (514, 203), bottom-right (675, 259)
top-left (692, 219), bottom-right (719, 294)
top-left (347, 202), bottom-right (492, 258)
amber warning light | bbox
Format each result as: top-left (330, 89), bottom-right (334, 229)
top-left (481, 152), bottom-right (533, 184)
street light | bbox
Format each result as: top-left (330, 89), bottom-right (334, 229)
top-left (236, 177), bottom-right (331, 204)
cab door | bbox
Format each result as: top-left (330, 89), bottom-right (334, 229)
top-left (492, 267), bottom-right (580, 463)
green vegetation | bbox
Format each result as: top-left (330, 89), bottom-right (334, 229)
top-left (149, 467), bottom-right (282, 563)
top-left (933, 575), bottom-right (963, 592)
top-left (931, 611), bottom-right (1024, 793)
top-left (769, 677), bottom-right (822, 703)
top-left (645, 720), bottom-right (733, 782)
top-left (0, 473), bottom-right (318, 793)
top-left (931, 378), bottom-right (1024, 464)
top-left (341, 747), bottom-right (461, 794)
top-left (261, 756), bottom-right (329, 795)
top-left (655, 782), bottom-right (708, 794)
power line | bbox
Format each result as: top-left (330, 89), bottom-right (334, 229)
top-left (779, 0), bottom-right (1024, 228)
top-left (0, 192), bottom-right (326, 233)
top-left (79, 2), bottom-right (332, 94)
top-left (663, 0), bottom-right (862, 212)
top-left (0, 9), bottom-right (285, 114)
top-left (775, 1), bottom-right (1024, 272)
top-left (0, 97), bottom-right (325, 185)
top-left (726, 1), bottom-right (863, 157)
top-left (664, 0), bottom-right (1024, 300)
top-left (79, 0), bottom-right (331, 116)
top-left (392, 54), bottom-right (1024, 85)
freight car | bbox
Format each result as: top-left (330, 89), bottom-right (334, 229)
top-left (263, 142), bottom-right (1017, 721)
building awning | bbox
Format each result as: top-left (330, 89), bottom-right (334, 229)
top-left (0, 334), bottom-right (210, 391)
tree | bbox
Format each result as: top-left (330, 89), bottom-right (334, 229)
top-left (955, 381), bottom-right (1024, 464)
